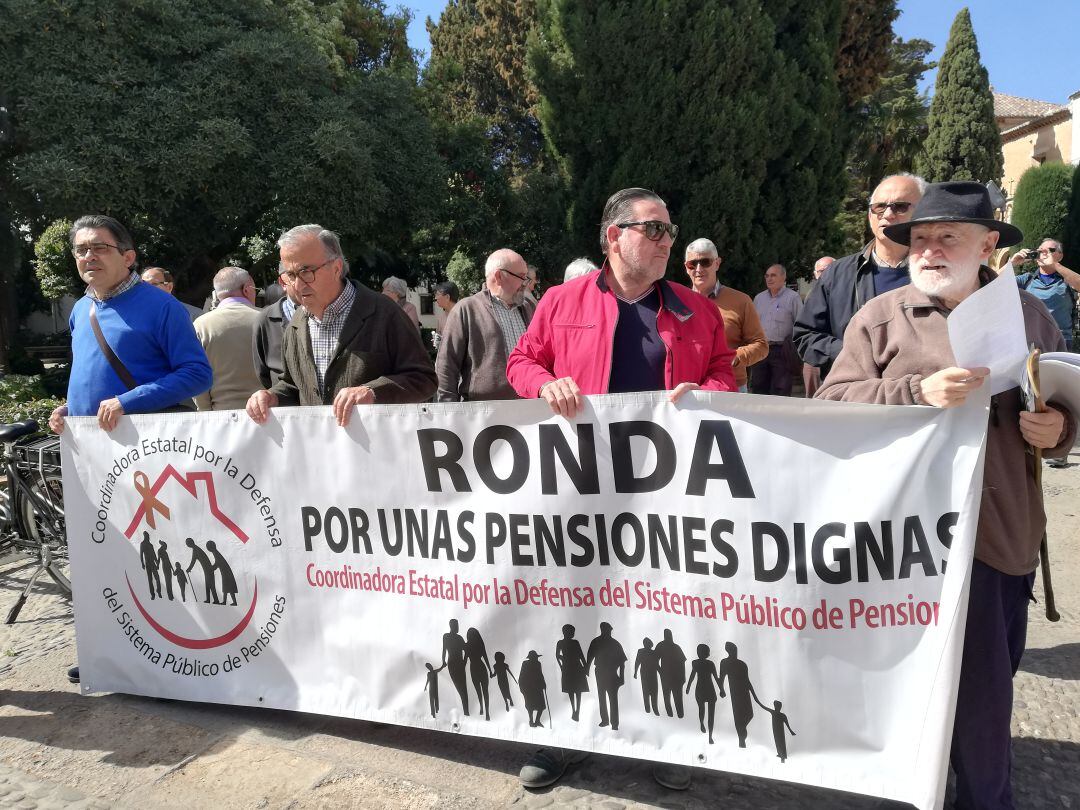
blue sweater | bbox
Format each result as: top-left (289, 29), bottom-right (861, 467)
top-left (67, 282), bottom-right (212, 416)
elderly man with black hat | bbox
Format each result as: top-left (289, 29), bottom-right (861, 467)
top-left (817, 181), bottom-right (1075, 810)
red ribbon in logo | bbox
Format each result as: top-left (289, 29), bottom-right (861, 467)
top-left (133, 470), bottom-right (171, 529)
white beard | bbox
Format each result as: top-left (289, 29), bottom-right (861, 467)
top-left (909, 262), bottom-right (979, 301)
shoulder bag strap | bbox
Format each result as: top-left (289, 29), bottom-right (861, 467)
top-left (88, 301), bottom-right (138, 391)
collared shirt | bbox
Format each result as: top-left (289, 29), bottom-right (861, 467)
top-left (753, 286), bottom-right (803, 343)
top-left (85, 272), bottom-right (140, 302)
top-left (306, 282), bottom-right (356, 392)
top-left (281, 296), bottom-right (297, 323)
top-left (486, 290), bottom-right (528, 355)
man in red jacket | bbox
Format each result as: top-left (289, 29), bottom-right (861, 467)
top-left (507, 188), bottom-right (736, 792)
top-left (507, 187), bottom-right (736, 415)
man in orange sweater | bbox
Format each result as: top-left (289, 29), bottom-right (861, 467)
top-left (684, 238), bottom-right (767, 392)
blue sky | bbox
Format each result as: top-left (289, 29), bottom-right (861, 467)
top-left (405, 0), bottom-right (1080, 104)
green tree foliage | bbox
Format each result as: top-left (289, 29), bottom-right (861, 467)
top-left (836, 0), bottom-right (900, 106)
top-left (1010, 163), bottom-right (1073, 254)
top-left (915, 7), bottom-right (1002, 184)
top-left (529, 0), bottom-right (849, 289)
top-left (445, 246), bottom-right (483, 295)
top-left (33, 219), bottom-right (78, 300)
top-left (0, 0), bottom-right (442, 298)
top-left (830, 36), bottom-right (935, 252)
top-left (1063, 165), bottom-right (1080, 264)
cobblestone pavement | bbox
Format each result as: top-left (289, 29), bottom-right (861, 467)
top-left (2, 463), bottom-right (1079, 809)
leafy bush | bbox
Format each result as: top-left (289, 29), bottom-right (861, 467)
top-left (33, 219), bottom-right (80, 300)
top-left (1010, 163), bottom-right (1073, 254)
top-left (0, 375), bottom-right (64, 428)
top-left (445, 247), bottom-right (482, 296)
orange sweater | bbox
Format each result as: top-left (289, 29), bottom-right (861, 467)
top-left (711, 286), bottom-right (769, 387)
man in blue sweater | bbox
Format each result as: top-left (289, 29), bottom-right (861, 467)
top-left (48, 215), bottom-right (211, 435)
top-left (49, 214), bottom-right (211, 686)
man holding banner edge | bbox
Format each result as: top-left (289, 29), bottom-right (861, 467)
top-left (816, 181), bottom-right (1074, 810)
top-left (507, 187), bottom-right (737, 791)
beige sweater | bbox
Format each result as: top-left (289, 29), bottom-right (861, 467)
top-left (193, 301), bottom-right (263, 411)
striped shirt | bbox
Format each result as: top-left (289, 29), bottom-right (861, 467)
top-left (306, 282), bottom-right (356, 392)
top-left (487, 291), bottom-right (528, 355)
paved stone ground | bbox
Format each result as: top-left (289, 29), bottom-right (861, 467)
top-left (1, 464), bottom-right (1079, 809)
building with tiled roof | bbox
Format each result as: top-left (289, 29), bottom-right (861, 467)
top-left (993, 90), bottom-right (1079, 208)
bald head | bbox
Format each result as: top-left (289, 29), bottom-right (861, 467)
top-left (484, 248), bottom-right (528, 306)
top-left (813, 256), bottom-right (835, 280)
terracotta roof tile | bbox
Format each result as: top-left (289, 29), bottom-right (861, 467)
top-left (994, 92), bottom-right (1065, 119)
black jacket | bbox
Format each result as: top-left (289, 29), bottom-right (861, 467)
top-left (793, 245), bottom-right (879, 373)
top-left (252, 298), bottom-right (292, 390)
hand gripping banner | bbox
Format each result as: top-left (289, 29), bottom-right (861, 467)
top-left (61, 391), bottom-right (989, 809)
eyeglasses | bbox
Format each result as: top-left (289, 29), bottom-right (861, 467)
top-left (71, 242), bottom-right (121, 258)
top-left (144, 279), bottom-right (169, 287)
top-left (685, 258), bottom-right (715, 269)
top-left (869, 201), bottom-right (912, 216)
top-left (499, 267), bottom-right (529, 283)
top-left (617, 220), bottom-right (680, 242)
top-left (281, 258), bottom-right (335, 283)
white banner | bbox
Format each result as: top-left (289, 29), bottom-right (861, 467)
top-left (62, 392), bottom-right (988, 809)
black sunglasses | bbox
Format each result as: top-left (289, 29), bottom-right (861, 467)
top-left (617, 220), bottom-right (680, 242)
top-left (869, 201), bottom-right (913, 216)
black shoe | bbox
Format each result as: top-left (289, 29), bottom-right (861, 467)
top-left (67, 666), bottom-right (80, 684)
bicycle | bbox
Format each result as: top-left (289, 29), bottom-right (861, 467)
top-left (0, 419), bottom-right (70, 624)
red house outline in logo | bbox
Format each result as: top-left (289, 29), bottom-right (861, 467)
top-left (123, 465), bottom-right (257, 650)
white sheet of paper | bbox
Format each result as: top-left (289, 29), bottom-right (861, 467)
top-left (947, 269), bottom-right (1028, 395)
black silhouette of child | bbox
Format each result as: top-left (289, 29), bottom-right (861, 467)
top-left (491, 652), bottom-right (518, 711)
top-left (205, 540), bottom-right (238, 606)
top-left (157, 541), bottom-right (175, 600)
top-left (686, 643), bottom-right (723, 744)
top-left (173, 562), bottom-right (188, 602)
top-left (755, 697), bottom-right (796, 762)
top-left (185, 538), bottom-right (218, 604)
top-left (423, 662), bottom-right (446, 718)
top-left (518, 650), bottom-right (547, 728)
top-left (633, 637), bottom-right (661, 715)
top-left (139, 531), bottom-right (161, 599)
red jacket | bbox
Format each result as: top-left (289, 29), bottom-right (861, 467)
top-left (507, 267), bottom-right (737, 397)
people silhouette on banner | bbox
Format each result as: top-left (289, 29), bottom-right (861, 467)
top-left (586, 622), bottom-right (626, 731)
top-left (139, 531), bottom-right (162, 599)
top-left (157, 540), bottom-right (175, 600)
top-left (185, 538), bottom-right (219, 604)
top-left (555, 624), bottom-right (589, 722)
top-left (205, 540), bottom-right (238, 606)
top-left (718, 642), bottom-right (761, 748)
top-left (423, 662), bottom-right (446, 718)
top-left (491, 652), bottom-right (517, 712)
top-left (465, 627), bottom-right (494, 721)
top-left (754, 696), bottom-right (796, 762)
top-left (441, 619), bottom-right (470, 715)
top-left (655, 628), bottom-right (687, 718)
top-left (687, 644), bottom-right (724, 744)
top-left (518, 651), bottom-right (548, 728)
top-left (634, 637), bottom-right (661, 715)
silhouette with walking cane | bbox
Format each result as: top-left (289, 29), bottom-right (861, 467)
top-left (519, 650), bottom-right (548, 728)
top-left (184, 538), bottom-right (218, 604)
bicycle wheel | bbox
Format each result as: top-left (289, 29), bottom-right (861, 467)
top-left (15, 472), bottom-right (71, 593)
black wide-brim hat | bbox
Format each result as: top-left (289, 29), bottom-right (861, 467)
top-left (883, 180), bottom-right (1023, 248)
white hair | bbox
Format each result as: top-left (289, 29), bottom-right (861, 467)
top-left (381, 276), bottom-right (408, 299)
top-left (213, 266), bottom-right (252, 295)
top-left (563, 258), bottom-right (598, 282)
top-left (873, 172), bottom-right (928, 199)
top-left (685, 238), bottom-right (718, 259)
top-left (277, 224), bottom-right (349, 275)
top-left (485, 249), bottom-right (524, 281)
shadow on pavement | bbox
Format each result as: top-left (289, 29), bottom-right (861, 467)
top-left (1021, 642), bottom-right (1080, 680)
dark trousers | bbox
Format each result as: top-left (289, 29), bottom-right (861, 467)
top-left (751, 343), bottom-right (794, 396)
top-left (951, 559), bottom-right (1033, 810)
top-left (597, 682), bottom-right (620, 728)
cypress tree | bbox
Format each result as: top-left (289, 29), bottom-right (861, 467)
top-left (915, 8), bottom-right (1002, 183)
top-left (530, 0), bottom-right (849, 290)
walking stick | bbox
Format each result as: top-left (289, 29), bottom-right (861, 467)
top-left (1026, 348), bottom-right (1060, 622)
top-left (543, 686), bottom-right (552, 729)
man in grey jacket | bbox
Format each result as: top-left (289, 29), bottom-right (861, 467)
top-left (436, 249), bottom-right (535, 401)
